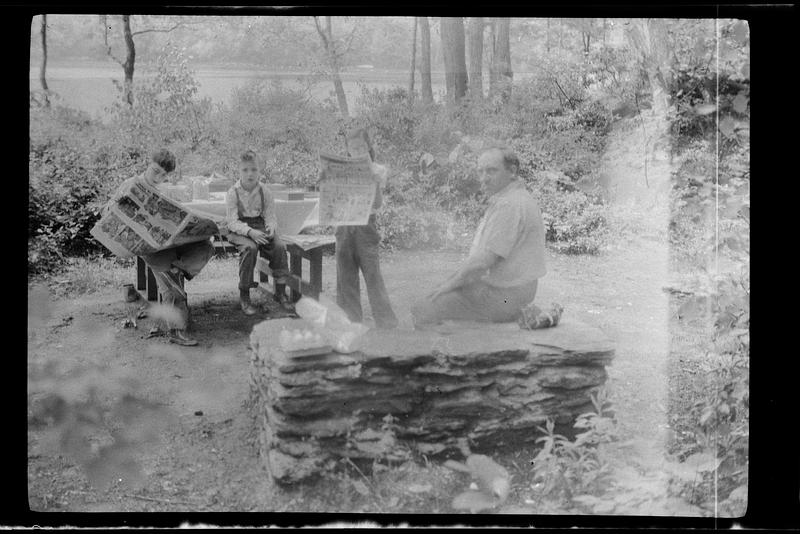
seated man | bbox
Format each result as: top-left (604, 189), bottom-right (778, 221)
top-left (111, 148), bottom-right (215, 346)
top-left (225, 150), bottom-right (294, 315)
top-left (411, 146), bottom-right (547, 326)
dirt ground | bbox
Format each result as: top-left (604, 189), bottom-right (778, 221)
top-left (27, 114), bottom-right (703, 514)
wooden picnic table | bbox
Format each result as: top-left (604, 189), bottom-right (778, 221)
top-left (134, 193), bottom-right (334, 303)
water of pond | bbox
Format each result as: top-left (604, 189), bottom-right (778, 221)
top-left (29, 63), bottom-right (452, 120)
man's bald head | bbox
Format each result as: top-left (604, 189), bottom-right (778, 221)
top-left (477, 146), bottom-right (519, 197)
top-left (480, 146), bottom-right (520, 175)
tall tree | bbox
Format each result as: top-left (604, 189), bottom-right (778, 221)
top-left (101, 14), bottom-right (186, 106)
top-left (39, 14), bottom-right (50, 107)
top-left (312, 16), bottom-right (354, 118)
top-left (408, 17), bottom-right (417, 102)
top-left (467, 17), bottom-right (484, 98)
top-left (546, 18), bottom-right (551, 54)
top-left (440, 17), bottom-right (468, 103)
top-left (487, 20), bottom-right (498, 91)
top-left (489, 17), bottom-right (512, 103)
top-left (418, 17), bottom-right (434, 104)
top-left (626, 18), bottom-right (673, 116)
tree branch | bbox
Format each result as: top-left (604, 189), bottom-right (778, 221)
top-left (131, 22), bottom-right (185, 37)
top-left (341, 23), bottom-right (359, 55)
top-left (313, 16), bottom-right (329, 49)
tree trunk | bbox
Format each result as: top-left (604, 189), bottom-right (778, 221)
top-left (467, 17), bottom-right (483, 99)
top-left (559, 18), bottom-right (563, 48)
top-left (313, 16), bottom-right (349, 117)
top-left (581, 28), bottom-right (591, 86)
top-left (487, 19), bottom-right (499, 97)
top-left (440, 17), bottom-right (468, 103)
top-left (39, 14), bottom-right (49, 106)
top-left (408, 17), bottom-right (417, 102)
top-left (122, 15), bottom-right (135, 106)
top-left (418, 17), bottom-right (433, 104)
top-left (546, 18), bottom-right (551, 54)
top-left (492, 18), bottom-right (513, 103)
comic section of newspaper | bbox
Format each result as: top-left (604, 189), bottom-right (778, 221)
top-left (90, 178), bottom-right (220, 259)
top-left (318, 153), bottom-right (377, 226)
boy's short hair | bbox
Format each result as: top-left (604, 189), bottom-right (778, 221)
top-left (240, 150), bottom-right (258, 165)
top-left (151, 148), bottom-right (176, 173)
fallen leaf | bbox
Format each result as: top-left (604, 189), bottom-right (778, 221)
top-left (694, 104), bottom-right (717, 116)
top-left (352, 479), bottom-right (370, 496)
top-left (407, 483), bottom-right (433, 494)
top-left (719, 116), bottom-right (737, 138)
top-left (732, 92), bottom-right (748, 114)
top-left (683, 452), bottom-right (722, 473)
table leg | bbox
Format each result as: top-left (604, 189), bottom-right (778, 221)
top-left (289, 252), bottom-right (302, 302)
top-left (136, 257), bottom-right (147, 290)
top-left (309, 249), bottom-right (323, 300)
top-left (146, 266), bottom-right (158, 302)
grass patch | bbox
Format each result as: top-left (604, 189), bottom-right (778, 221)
top-left (32, 255), bottom-right (136, 299)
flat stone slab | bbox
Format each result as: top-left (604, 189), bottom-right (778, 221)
top-left (249, 318), bottom-right (615, 484)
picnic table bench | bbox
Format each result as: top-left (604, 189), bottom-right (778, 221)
top-left (135, 233), bottom-right (336, 303)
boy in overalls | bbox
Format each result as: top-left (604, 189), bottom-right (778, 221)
top-left (321, 129), bottom-right (398, 329)
top-left (225, 150), bottom-right (293, 315)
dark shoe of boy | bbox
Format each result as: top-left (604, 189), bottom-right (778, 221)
top-left (240, 289), bottom-right (259, 316)
top-left (169, 328), bottom-right (198, 346)
top-left (273, 284), bottom-right (295, 312)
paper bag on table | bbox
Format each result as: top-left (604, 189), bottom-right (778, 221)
top-left (295, 295), bottom-right (368, 354)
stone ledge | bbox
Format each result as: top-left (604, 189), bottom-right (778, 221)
top-left (249, 317), bottom-right (615, 484)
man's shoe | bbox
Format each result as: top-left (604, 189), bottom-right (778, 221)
top-left (169, 329), bottom-right (198, 346)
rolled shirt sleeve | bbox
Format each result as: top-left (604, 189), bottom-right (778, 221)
top-left (225, 188), bottom-right (252, 236)
top-left (478, 201), bottom-right (522, 259)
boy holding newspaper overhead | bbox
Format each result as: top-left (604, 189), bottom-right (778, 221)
top-left (317, 128), bottom-right (398, 329)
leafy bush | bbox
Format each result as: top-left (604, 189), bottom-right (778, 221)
top-left (665, 18), bottom-right (749, 515)
top-left (522, 170), bottom-right (609, 255)
top-left (110, 44), bottom-right (214, 157)
top-left (213, 79), bottom-right (343, 184)
top-left (375, 203), bottom-right (462, 251)
top-left (29, 112), bottom-right (145, 274)
top-left (530, 389), bottom-right (617, 503)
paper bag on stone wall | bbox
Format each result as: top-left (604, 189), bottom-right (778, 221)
top-left (295, 295), bottom-right (368, 353)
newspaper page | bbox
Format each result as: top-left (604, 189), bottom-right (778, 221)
top-left (90, 177), bottom-right (220, 259)
top-left (318, 153), bottom-right (377, 226)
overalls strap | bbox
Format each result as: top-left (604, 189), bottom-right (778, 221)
top-left (235, 184), bottom-right (266, 220)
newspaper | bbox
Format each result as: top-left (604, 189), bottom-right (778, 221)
top-left (90, 177), bottom-right (221, 259)
top-left (318, 153), bottom-right (377, 226)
